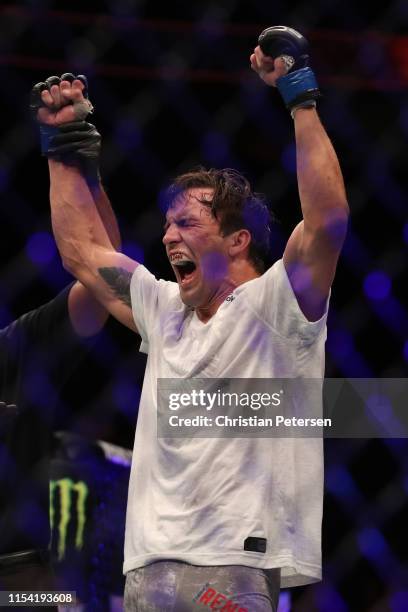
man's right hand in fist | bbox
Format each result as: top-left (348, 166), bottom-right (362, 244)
top-left (31, 73), bottom-right (100, 176)
top-left (30, 73), bottom-right (93, 126)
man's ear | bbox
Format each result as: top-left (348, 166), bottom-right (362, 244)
top-left (228, 229), bottom-right (252, 257)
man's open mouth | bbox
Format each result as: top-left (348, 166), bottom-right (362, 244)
top-left (174, 260), bottom-right (197, 285)
top-left (169, 254), bottom-right (198, 286)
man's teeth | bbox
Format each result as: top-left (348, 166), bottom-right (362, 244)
top-left (170, 254), bottom-right (193, 266)
top-left (169, 255), bottom-right (196, 277)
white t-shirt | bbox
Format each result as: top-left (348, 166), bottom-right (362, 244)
top-left (125, 258), bottom-right (328, 588)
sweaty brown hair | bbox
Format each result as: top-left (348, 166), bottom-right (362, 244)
top-left (165, 167), bottom-right (271, 273)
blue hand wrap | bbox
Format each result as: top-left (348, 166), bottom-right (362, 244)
top-left (276, 67), bottom-right (320, 109)
top-left (40, 124), bottom-right (60, 155)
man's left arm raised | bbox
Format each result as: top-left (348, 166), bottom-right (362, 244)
top-left (251, 43), bottom-right (349, 321)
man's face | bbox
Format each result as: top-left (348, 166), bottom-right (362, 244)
top-left (163, 188), bottom-right (231, 308)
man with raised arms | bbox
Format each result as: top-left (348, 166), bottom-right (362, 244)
top-left (35, 28), bottom-right (348, 612)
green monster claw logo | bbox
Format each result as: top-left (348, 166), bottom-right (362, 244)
top-left (50, 478), bottom-right (88, 561)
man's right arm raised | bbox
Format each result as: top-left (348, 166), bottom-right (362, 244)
top-left (49, 159), bottom-right (139, 332)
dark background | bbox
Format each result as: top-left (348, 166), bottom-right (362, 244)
top-left (0, 1), bottom-right (407, 610)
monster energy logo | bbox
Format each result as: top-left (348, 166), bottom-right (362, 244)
top-left (50, 478), bottom-right (88, 561)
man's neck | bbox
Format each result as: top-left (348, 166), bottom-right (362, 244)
top-left (195, 264), bottom-right (260, 323)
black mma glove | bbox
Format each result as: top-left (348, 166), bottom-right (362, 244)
top-left (30, 73), bottom-right (100, 180)
top-left (258, 26), bottom-right (321, 116)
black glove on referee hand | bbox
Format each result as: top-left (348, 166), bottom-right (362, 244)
top-left (46, 120), bottom-right (101, 164)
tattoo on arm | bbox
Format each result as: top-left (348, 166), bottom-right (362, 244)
top-left (98, 267), bottom-right (132, 308)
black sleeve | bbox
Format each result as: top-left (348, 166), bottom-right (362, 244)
top-left (1, 284), bottom-right (97, 437)
top-left (10, 283), bottom-right (75, 346)
top-left (0, 284), bottom-right (94, 401)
